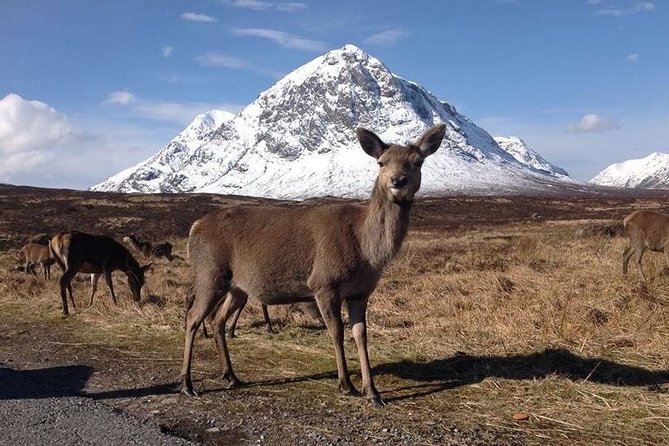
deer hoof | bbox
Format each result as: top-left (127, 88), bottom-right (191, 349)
top-left (369, 396), bottom-right (386, 407)
top-left (180, 386), bottom-right (198, 397)
top-left (223, 373), bottom-right (244, 388)
top-left (339, 386), bottom-right (361, 397)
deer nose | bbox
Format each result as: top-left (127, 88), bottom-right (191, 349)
top-left (391, 175), bottom-right (408, 188)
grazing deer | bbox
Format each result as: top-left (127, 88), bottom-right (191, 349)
top-left (623, 210), bottom-right (669, 281)
top-left (180, 124), bottom-right (446, 405)
top-left (123, 235), bottom-right (181, 261)
top-left (20, 243), bottom-right (55, 280)
top-left (27, 233), bottom-right (51, 246)
top-left (50, 231), bottom-right (151, 316)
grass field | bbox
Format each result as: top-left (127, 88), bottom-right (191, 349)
top-left (1, 184), bottom-right (669, 445)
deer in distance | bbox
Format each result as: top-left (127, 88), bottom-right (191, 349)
top-left (622, 210), bottom-right (669, 282)
top-left (50, 231), bottom-right (151, 316)
top-left (123, 235), bottom-right (182, 262)
top-left (180, 123), bottom-right (446, 406)
top-left (20, 243), bottom-right (55, 280)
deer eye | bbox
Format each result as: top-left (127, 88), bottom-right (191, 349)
top-left (378, 161), bottom-right (385, 167)
top-left (414, 160), bottom-right (424, 168)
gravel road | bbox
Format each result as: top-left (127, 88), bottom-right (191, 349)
top-left (0, 365), bottom-right (198, 446)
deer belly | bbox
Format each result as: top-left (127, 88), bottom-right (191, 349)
top-left (77, 262), bottom-right (103, 274)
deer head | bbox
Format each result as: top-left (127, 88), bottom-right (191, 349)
top-left (357, 123), bottom-right (446, 203)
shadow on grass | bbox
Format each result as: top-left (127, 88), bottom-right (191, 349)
top-left (373, 348), bottom-right (669, 403)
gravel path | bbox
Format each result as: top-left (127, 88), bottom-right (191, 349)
top-left (0, 365), bottom-right (198, 446)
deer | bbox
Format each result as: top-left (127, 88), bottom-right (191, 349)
top-left (622, 210), bottom-right (669, 282)
top-left (20, 243), bottom-right (55, 280)
top-left (185, 288), bottom-right (323, 338)
top-left (180, 123), bottom-right (446, 406)
top-left (123, 235), bottom-right (182, 261)
top-left (50, 231), bottom-right (151, 316)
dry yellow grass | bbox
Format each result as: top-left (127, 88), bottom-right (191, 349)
top-left (2, 219), bottom-right (669, 445)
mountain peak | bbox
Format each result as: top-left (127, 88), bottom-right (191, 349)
top-left (590, 152), bottom-right (669, 189)
top-left (92, 46), bottom-right (573, 198)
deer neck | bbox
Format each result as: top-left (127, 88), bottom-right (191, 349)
top-left (360, 179), bottom-right (413, 269)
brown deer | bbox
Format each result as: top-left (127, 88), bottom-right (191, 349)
top-left (180, 123), bottom-right (446, 406)
top-left (123, 235), bottom-right (181, 261)
top-left (50, 231), bottom-right (151, 316)
top-left (185, 288), bottom-right (323, 338)
top-left (20, 243), bottom-right (55, 280)
top-left (622, 210), bottom-right (669, 281)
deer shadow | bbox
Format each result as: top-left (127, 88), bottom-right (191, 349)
top-left (373, 348), bottom-right (669, 403)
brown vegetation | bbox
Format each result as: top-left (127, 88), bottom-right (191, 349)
top-left (2, 184), bottom-right (669, 444)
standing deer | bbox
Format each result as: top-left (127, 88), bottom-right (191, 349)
top-left (180, 123), bottom-right (446, 405)
top-left (20, 243), bottom-right (55, 280)
top-left (622, 210), bottom-right (669, 281)
top-left (50, 231), bottom-right (151, 316)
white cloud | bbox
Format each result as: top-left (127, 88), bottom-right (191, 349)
top-left (104, 90), bottom-right (136, 105)
top-left (594, 2), bottom-right (655, 16)
top-left (567, 113), bottom-right (621, 134)
top-left (232, 28), bottom-right (326, 51)
top-left (195, 52), bottom-right (248, 68)
top-left (223, 1), bottom-right (306, 12)
top-left (0, 94), bottom-right (71, 173)
top-left (132, 100), bottom-right (243, 125)
top-left (364, 29), bottom-right (409, 45)
top-left (102, 90), bottom-right (243, 125)
top-left (180, 12), bottom-right (217, 22)
top-left (626, 53), bottom-right (639, 63)
top-left (162, 46), bottom-right (174, 58)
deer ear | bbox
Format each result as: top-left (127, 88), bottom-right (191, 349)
top-left (356, 128), bottom-right (388, 159)
top-left (416, 123), bottom-right (446, 157)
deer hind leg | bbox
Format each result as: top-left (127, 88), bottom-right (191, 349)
top-left (226, 293), bottom-right (248, 338)
top-left (180, 270), bottom-right (231, 397)
top-left (211, 287), bottom-right (247, 387)
top-left (89, 273), bottom-right (100, 305)
top-left (347, 296), bottom-right (383, 406)
top-left (634, 244), bottom-right (647, 282)
top-left (622, 246), bottom-right (633, 277)
top-left (315, 289), bottom-right (357, 396)
top-left (59, 268), bottom-right (78, 316)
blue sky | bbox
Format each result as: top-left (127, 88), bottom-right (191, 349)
top-left (1, 0), bottom-right (667, 188)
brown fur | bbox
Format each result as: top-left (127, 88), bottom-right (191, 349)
top-left (180, 124), bottom-right (446, 405)
top-left (50, 231), bottom-right (151, 316)
top-left (27, 233), bottom-right (51, 246)
top-left (123, 235), bottom-right (180, 261)
top-left (622, 210), bottom-right (669, 281)
top-left (20, 243), bottom-right (55, 280)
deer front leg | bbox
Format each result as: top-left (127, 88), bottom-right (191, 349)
top-left (347, 297), bottom-right (383, 406)
top-left (103, 270), bottom-right (117, 304)
top-left (315, 290), bottom-right (358, 396)
top-left (89, 273), bottom-right (100, 305)
top-left (261, 304), bottom-right (275, 334)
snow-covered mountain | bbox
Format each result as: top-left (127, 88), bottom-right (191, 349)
top-left (494, 136), bottom-right (569, 178)
top-left (590, 152), bottom-right (669, 189)
top-left (92, 44), bottom-right (573, 199)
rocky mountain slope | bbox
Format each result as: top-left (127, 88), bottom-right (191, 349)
top-left (590, 152), bottom-right (669, 189)
top-left (93, 45), bottom-right (572, 199)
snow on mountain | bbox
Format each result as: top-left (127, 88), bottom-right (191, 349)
top-left (92, 44), bottom-right (574, 199)
top-left (94, 110), bottom-right (234, 193)
top-left (590, 152), bottom-right (669, 189)
top-left (494, 136), bottom-right (569, 178)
